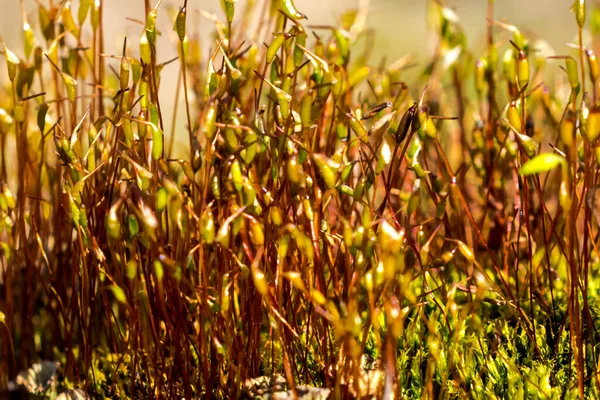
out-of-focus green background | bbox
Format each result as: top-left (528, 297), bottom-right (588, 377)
top-left (0, 0), bottom-right (576, 62)
top-left (0, 0), bottom-right (580, 151)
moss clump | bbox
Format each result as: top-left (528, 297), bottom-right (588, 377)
top-left (1, 0), bottom-right (600, 398)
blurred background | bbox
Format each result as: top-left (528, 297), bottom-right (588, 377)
top-left (0, 0), bottom-right (583, 151)
top-left (0, 0), bottom-right (577, 63)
